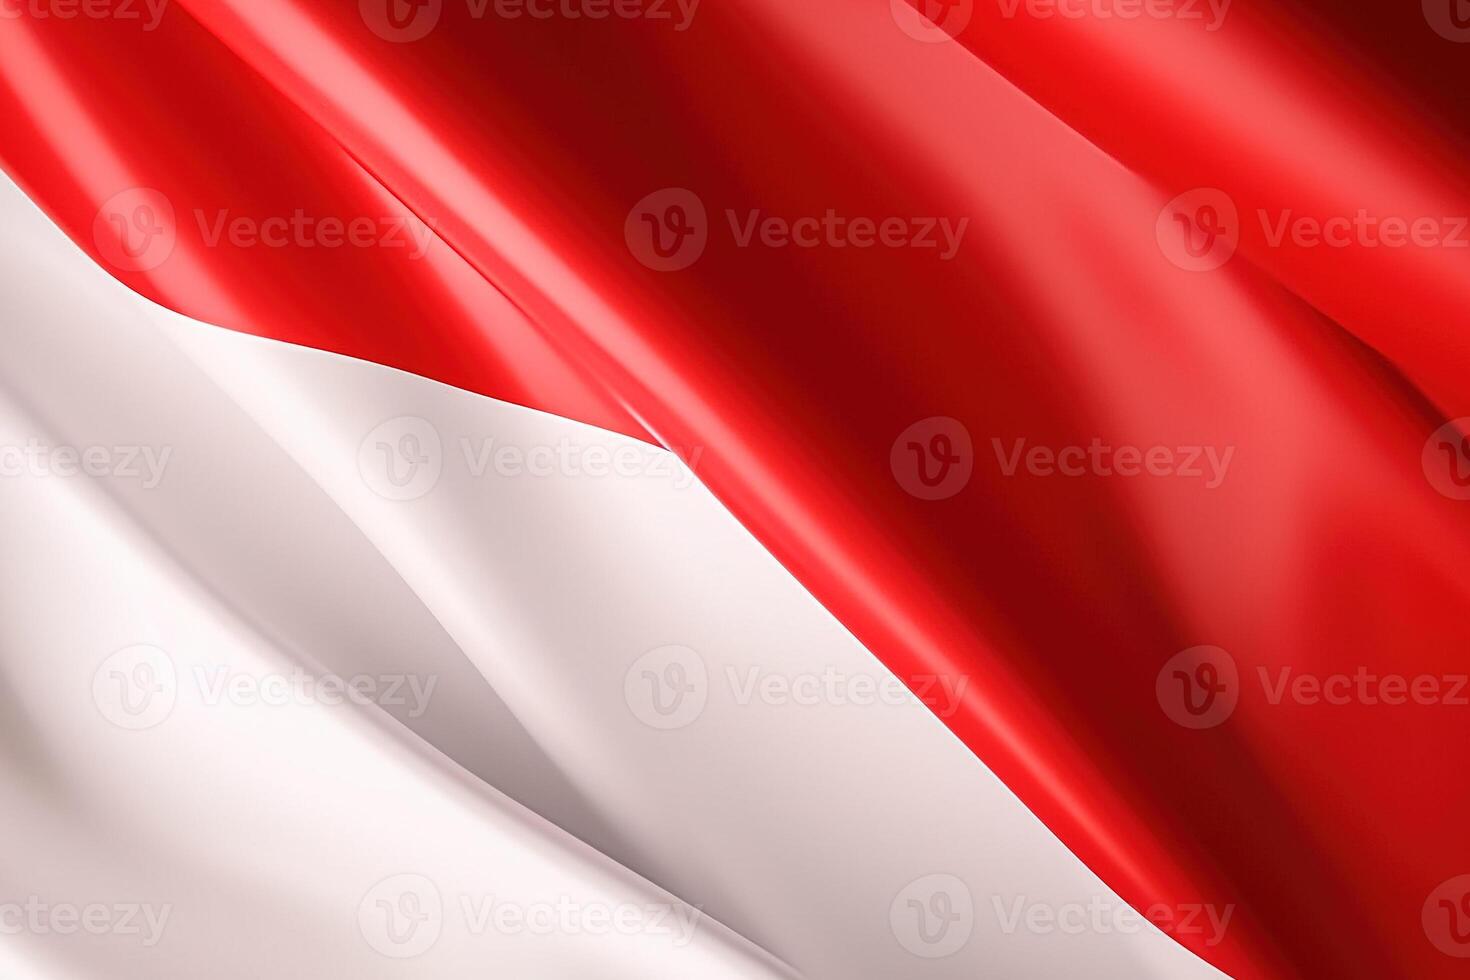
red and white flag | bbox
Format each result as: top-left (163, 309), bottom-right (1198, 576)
top-left (1, 0), bottom-right (1469, 976)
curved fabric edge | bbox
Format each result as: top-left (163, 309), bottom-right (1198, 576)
top-left (0, 171), bottom-right (1228, 979)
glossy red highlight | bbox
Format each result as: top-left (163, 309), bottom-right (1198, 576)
top-left (3, 1), bottom-right (1470, 976)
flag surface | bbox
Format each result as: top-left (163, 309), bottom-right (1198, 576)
top-left (1, 0), bottom-right (1469, 976)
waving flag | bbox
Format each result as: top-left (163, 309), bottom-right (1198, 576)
top-left (0, 0), bottom-right (1468, 976)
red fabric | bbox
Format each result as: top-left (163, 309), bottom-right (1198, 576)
top-left (3, 2), bottom-right (1470, 976)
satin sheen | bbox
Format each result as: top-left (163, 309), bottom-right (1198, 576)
top-left (2, 2), bottom-right (1469, 977)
